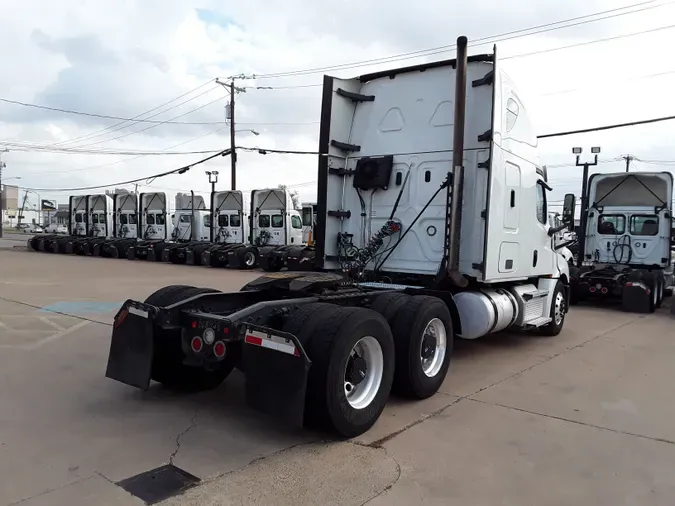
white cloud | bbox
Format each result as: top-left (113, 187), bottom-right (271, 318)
top-left (0, 0), bottom-right (674, 211)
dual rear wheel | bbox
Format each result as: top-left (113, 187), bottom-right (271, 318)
top-left (283, 294), bottom-right (453, 437)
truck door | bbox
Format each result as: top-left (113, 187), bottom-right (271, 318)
top-left (290, 212), bottom-right (303, 244)
top-left (228, 212), bottom-right (244, 243)
top-left (589, 213), bottom-right (625, 263)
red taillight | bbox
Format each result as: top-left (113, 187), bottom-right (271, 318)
top-left (213, 341), bottom-right (226, 358)
top-left (589, 286), bottom-right (596, 293)
top-left (601, 287), bottom-right (608, 294)
top-left (223, 327), bottom-right (229, 335)
top-left (191, 321), bottom-right (198, 329)
top-left (191, 336), bottom-right (203, 352)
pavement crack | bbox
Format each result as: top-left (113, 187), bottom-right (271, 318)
top-left (169, 408), bottom-right (199, 465)
top-left (7, 478), bottom-right (85, 505)
top-left (466, 316), bottom-right (646, 399)
top-left (359, 453), bottom-right (402, 506)
top-left (367, 397), bottom-right (464, 448)
top-left (469, 398), bottom-right (675, 446)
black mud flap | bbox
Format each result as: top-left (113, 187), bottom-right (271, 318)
top-left (105, 301), bottom-right (156, 390)
top-left (242, 325), bottom-right (311, 428)
top-left (621, 283), bottom-right (652, 313)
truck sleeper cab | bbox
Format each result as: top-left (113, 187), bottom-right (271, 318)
top-left (106, 37), bottom-right (574, 439)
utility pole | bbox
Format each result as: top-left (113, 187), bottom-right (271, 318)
top-left (573, 146), bottom-right (601, 268)
top-left (622, 154), bottom-right (634, 172)
top-left (217, 78), bottom-right (246, 191)
top-left (229, 80), bottom-right (236, 190)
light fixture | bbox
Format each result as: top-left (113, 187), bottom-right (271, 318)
top-left (591, 146), bottom-right (601, 154)
top-left (572, 147), bottom-right (582, 154)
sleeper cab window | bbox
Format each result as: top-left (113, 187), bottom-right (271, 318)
top-left (630, 215), bottom-right (659, 236)
top-left (535, 181), bottom-right (546, 224)
top-left (597, 214), bottom-right (625, 235)
top-left (506, 98), bottom-right (519, 132)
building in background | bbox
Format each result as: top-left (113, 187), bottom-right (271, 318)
top-left (44, 204), bottom-right (69, 226)
top-left (1, 184), bottom-right (19, 225)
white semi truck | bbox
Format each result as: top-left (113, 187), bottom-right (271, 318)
top-left (570, 171), bottom-right (674, 312)
top-left (106, 37), bottom-right (574, 438)
top-left (128, 192), bottom-right (172, 260)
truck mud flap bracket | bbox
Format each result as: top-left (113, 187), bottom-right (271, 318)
top-left (242, 325), bottom-right (311, 428)
top-left (105, 301), bottom-right (156, 390)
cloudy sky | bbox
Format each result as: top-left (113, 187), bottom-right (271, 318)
top-left (1, 0), bottom-right (674, 212)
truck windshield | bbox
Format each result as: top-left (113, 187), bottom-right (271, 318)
top-left (218, 215), bottom-right (229, 227)
top-left (630, 215), bottom-right (659, 236)
top-left (230, 214), bottom-right (241, 227)
top-left (598, 214), bottom-right (625, 235)
top-left (271, 215), bottom-right (283, 228)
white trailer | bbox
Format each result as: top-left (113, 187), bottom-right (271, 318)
top-left (107, 37), bottom-right (575, 439)
top-left (570, 171), bottom-right (674, 312)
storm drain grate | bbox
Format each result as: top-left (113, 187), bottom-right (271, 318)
top-left (116, 464), bottom-right (200, 504)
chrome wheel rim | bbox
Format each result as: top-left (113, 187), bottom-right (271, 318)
top-left (554, 291), bottom-right (565, 326)
top-left (244, 251), bottom-right (256, 267)
top-left (344, 336), bottom-right (383, 410)
top-left (420, 318), bottom-right (447, 377)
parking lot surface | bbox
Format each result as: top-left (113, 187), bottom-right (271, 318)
top-left (1, 247), bottom-right (674, 505)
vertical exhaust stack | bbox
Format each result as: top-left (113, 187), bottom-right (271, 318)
top-left (446, 35), bottom-right (469, 287)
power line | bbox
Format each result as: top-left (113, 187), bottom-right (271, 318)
top-left (240, 1), bottom-right (671, 79)
top-left (538, 113), bottom-right (675, 138)
top-left (11, 126), bottom-right (231, 177)
top-left (20, 149), bottom-right (233, 192)
top-left (501, 23), bottom-right (675, 61)
top-left (49, 79), bottom-right (217, 148)
top-left (0, 93), bottom-right (318, 128)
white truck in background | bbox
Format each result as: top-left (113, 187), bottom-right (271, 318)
top-left (128, 192), bottom-right (172, 260)
top-left (69, 195), bottom-right (88, 237)
top-left (87, 194), bottom-right (114, 238)
top-left (107, 37), bottom-right (575, 439)
top-left (570, 171), bottom-right (674, 312)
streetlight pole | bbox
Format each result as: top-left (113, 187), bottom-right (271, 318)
top-left (205, 170), bottom-right (219, 242)
top-left (573, 146), bottom-right (601, 268)
top-left (0, 149), bottom-right (7, 238)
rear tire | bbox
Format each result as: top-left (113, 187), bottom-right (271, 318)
top-left (144, 285), bottom-right (234, 392)
top-left (655, 275), bottom-right (664, 309)
top-left (283, 304), bottom-right (395, 438)
top-left (389, 296), bottom-right (453, 399)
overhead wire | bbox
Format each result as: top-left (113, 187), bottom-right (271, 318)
top-left (240, 0), bottom-right (672, 79)
top-left (49, 79), bottom-right (217, 148)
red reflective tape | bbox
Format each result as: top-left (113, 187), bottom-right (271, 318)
top-left (245, 335), bottom-right (262, 346)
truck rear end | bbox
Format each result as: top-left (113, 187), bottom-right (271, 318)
top-left (572, 172), bottom-right (674, 311)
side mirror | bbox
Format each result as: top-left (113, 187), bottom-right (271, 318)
top-left (562, 193), bottom-right (576, 225)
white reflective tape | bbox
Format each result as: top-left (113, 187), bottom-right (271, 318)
top-left (128, 306), bottom-right (148, 318)
top-left (245, 328), bottom-right (298, 356)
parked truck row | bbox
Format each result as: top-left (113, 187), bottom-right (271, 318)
top-left (27, 189), bottom-right (318, 272)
